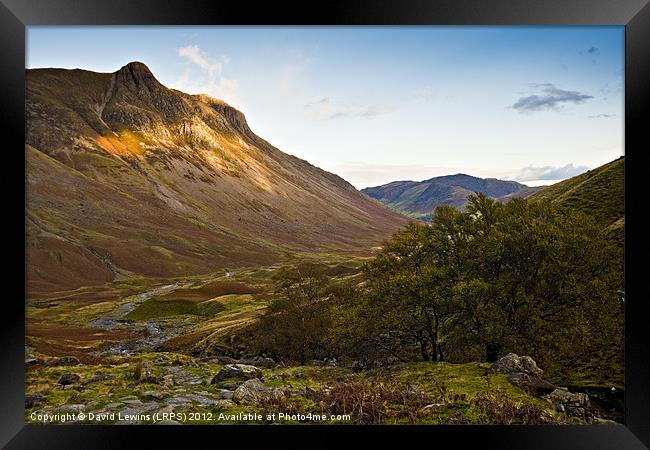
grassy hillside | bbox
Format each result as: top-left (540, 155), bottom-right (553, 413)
top-left (26, 62), bottom-right (409, 295)
top-left (531, 157), bottom-right (624, 241)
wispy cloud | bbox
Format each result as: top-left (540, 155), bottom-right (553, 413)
top-left (174, 45), bottom-right (240, 106)
top-left (412, 86), bottom-right (434, 101)
top-left (511, 84), bottom-right (593, 113)
top-left (587, 113), bottom-right (615, 119)
top-left (178, 44), bottom-right (229, 77)
top-left (513, 163), bottom-right (589, 182)
top-left (304, 98), bottom-right (396, 121)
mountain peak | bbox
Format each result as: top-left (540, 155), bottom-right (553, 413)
top-left (363, 173), bottom-right (540, 219)
top-left (114, 61), bottom-right (161, 92)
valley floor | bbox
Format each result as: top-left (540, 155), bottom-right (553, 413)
top-left (25, 258), bottom-right (621, 425)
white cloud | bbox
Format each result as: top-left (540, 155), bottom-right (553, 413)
top-left (304, 98), bottom-right (396, 121)
top-left (412, 86), bottom-right (434, 101)
top-left (202, 78), bottom-right (240, 105)
top-left (178, 44), bottom-right (228, 77)
top-left (512, 163), bottom-right (589, 181)
top-left (174, 45), bottom-right (240, 106)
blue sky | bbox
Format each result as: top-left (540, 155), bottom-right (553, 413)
top-left (27, 26), bottom-right (624, 188)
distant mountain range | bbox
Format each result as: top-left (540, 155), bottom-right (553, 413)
top-left (362, 174), bottom-right (541, 220)
top-left (26, 62), bottom-right (409, 295)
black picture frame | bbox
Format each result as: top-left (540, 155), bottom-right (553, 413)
top-left (2, 0), bottom-right (648, 448)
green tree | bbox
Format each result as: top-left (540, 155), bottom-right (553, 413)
top-left (360, 194), bottom-right (623, 384)
top-left (256, 262), bottom-right (332, 364)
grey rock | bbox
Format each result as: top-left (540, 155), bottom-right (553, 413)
top-left (217, 389), bottom-right (234, 400)
top-left (211, 364), bottom-right (263, 383)
top-left (165, 396), bottom-right (193, 406)
top-left (59, 404), bottom-right (85, 413)
top-left (25, 394), bottom-right (45, 408)
top-left (232, 379), bottom-right (285, 405)
top-left (213, 399), bottom-right (236, 408)
top-left (506, 372), bottom-right (555, 396)
top-left (46, 356), bottom-right (81, 367)
top-left (142, 401), bottom-right (161, 411)
top-left (57, 373), bottom-right (80, 385)
top-left (142, 390), bottom-right (165, 400)
top-left (105, 402), bottom-right (124, 410)
top-left (82, 373), bottom-right (114, 385)
top-left (544, 389), bottom-right (591, 418)
top-left (488, 353), bottom-right (543, 377)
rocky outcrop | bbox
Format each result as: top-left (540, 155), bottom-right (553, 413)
top-left (506, 372), bottom-right (556, 396)
top-left (25, 394), bottom-right (45, 408)
top-left (81, 373), bottom-right (114, 386)
top-left (232, 379), bottom-right (285, 405)
top-left (487, 353), bottom-right (543, 377)
top-left (488, 354), bottom-right (556, 396)
top-left (544, 389), bottom-right (591, 419)
top-left (57, 373), bottom-right (80, 385)
top-left (211, 364), bottom-right (263, 384)
top-left (45, 356), bottom-right (81, 367)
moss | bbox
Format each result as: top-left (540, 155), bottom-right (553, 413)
top-left (125, 298), bottom-right (225, 321)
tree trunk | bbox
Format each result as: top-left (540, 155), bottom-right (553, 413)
top-left (420, 340), bottom-right (430, 361)
top-left (485, 342), bottom-right (500, 362)
top-left (431, 340), bottom-right (439, 361)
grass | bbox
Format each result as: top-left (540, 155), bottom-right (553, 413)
top-left (27, 352), bottom-right (576, 425)
top-left (125, 298), bottom-right (226, 321)
top-left (155, 281), bottom-right (260, 303)
top-left (531, 156), bottom-right (624, 228)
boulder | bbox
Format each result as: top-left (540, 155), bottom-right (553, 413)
top-left (236, 357), bottom-right (276, 369)
top-left (211, 364), bottom-right (263, 384)
top-left (487, 353), bottom-right (543, 377)
top-left (57, 373), bottom-right (80, 385)
top-left (142, 390), bottom-right (165, 400)
top-left (232, 379), bottom-right (285, 405)
top-left (137, 368), bottom-right (161, 384)
top-left (544, 389), bottom-right (591, 418)
top-left (46, 356), bottom-right (81, 367)
top-left (213, 399), bottom-right (236, 408)
top-left (506, 372), bottom-right (555, 396)
top-left (25, 394), bottom-right (44, 408)
top-left (81, 373), bottom-right (114, 386)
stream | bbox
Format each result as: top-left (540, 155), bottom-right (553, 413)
top-left (89, 282), bottom-right (187, 356)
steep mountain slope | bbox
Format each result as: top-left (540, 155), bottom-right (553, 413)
top-left (362, 174), bottom-right (539, 220)
top-left (530, 156), bottom-right (624, 241)
top-left (26, 62), bottom-right (409, 296)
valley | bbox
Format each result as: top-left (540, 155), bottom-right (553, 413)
top-left (25, 61), bottom-right (624, 426)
